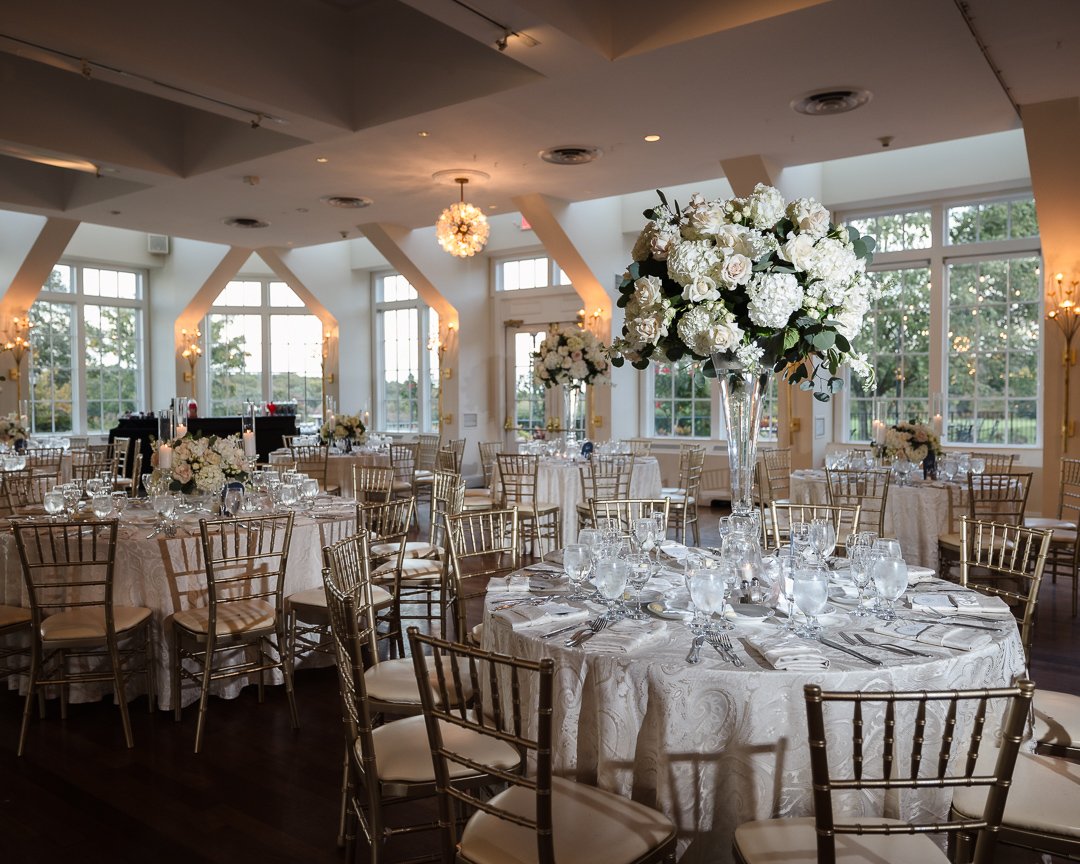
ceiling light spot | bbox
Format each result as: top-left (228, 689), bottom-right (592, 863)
top-left (644, 134), bottom-right (661, 142)
top-left (417, 131), bottom-right (430, 137)
top-left (320, 195), bottom-right (374, 209)
top-left (791, 88), bottom-right (872, 116)
top-left (539, 145), bottom-right (603, 165)
top-left (315, 156), bottom-right (329, 163)
top-left (223, 217), bottom-right (270, 229)
top-left (295, 207), bottom-right (309, 213)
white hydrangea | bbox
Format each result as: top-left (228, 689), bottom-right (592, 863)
top-left (666, 240), bottom-right (721, 287)
top-left (746, 272), bottom-right (803, 329)
top-left (569, 360), bottom-right (589, 379)
top-left (746, 183), bottom-right (786, 229)
top-left (676, 303), bottom-right (743, 356)
top-left (631, 209), bottom-right (680, 261)
top-left (735, 342), bottom-right (766, 368)
top-left (807, 237), bottom-right (860, 285)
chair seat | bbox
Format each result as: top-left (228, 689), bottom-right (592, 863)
top-left (458, 775), bottom-right (675, 864)
top-left (1034, 688), bottom-right (1080, 750)
top-left (414, 470), bottom-right (434, 484)
top-left (1025, 517), bottom-right (1077, 532)
top-left (391, 481), bottom-right (414, 493)
top-left (287, 584), bottom-right (392, 618)
top-left (0, 604), bottom-right (32, 631)
top-left (173, 598), bottom-right (276, 636)
top-left (462, 496), bottom-right (494, 511)
top-left (373, 557), bottom-right (443, 581)
top-left (520, 502), bottom-right (560, 517)
top-left (733, 816), bottom-right (949, 864)
top-left (365, 657), bottom-right (471, 707)
top-left (464, 487), bottom-right (492, 498)
top-left (41, 605), bottom-right (151, 643)
top-left (1048, 529), bottom-right (1078, 546)
top-left (951, 749), bottom-right (1080, 840)
top-left (371, 541), bottom-right (441, 560)
top-left (371, 714), bottom-right (519, 784)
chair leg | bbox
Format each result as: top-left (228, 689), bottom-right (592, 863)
top-left (58, 648), bottom-right (68, 720)
top-left (107, 635), bottom-right (135, 749)
top-left (17, 643), bottom-right (41, 757)
top-left (171, 624), bottom-right (183, 721)
top-left (278, 627), bottom-right (300, 730)
top-left (193, 635), bottom-right (216, 753)
top-left (337, 746), bottom-right (351, 849)
top-left (145, 622), bottom-right (156, 713)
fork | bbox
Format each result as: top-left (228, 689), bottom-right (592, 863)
top-left (851, 632), bottom-right (934, 658)
top-left (564, 615), bottom-right (609, 647)
top-left (706, 631), bottom-right (744, 666)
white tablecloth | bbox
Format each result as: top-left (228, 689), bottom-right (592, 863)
top-left (790, 469), bottom-right (953, 569)
top-left (484, 572), bottom-right (1025, 863)
top-left (1, 505), bottom-right (357, 710)
top-left (269, 449), bottom-right (390, 498)
top-left (494, 457), bottom-right (663, 545)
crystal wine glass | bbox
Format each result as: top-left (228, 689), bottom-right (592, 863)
top-left (626, 553), bottom-right (654, 620)
top-left (688, 560), bottom-right (736, 632)
top-left (44, 489), bottom-right (65, 521)
top-left (592, 557), bottom-right (629, 621)
top-left (872, 556), bottom-right (908, 620)
top-left (91, 493), bottom-right (113, 519)
top-left (808, 518), bottom-right (837, 562)
top-left (792, 562), bottom-right (830, 637)
top-left (563, 543), bottom-right (590, 600)
top-left (848, 546), bottom-right (875, 617)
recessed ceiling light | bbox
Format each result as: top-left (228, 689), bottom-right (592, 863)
top-left (315, 156), bottom-right (329, 163)
top-left (295, 207), bottom-right (309, 213)
top-left (320, 195), bottom-right (374, 209)
top-left (418, 131), bottom-right (430, 137)
top-left (791, 88), bottom-right (872, 116)
top-left (644, 134), bottom-right (661, 142)
top-left (223, 217), bottom-right (270, 229)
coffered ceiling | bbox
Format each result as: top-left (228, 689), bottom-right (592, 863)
top-left (0, 0), bottom-right (1077, 248)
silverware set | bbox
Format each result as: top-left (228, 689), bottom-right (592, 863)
top-left (564, 615), bottom-right (609, 647)
top-left (840, 631), bottom-right (934, 658)
top-left (707, 631), bottom-right (744, 667)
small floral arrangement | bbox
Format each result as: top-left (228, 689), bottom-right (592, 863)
top-left (151, 434), bottom-right (249, 494)
top-left (320, 413), bottom-right (366, 444)
top-left (882, 422), bottom-right (942, 463)
top-left (533, 323), bottom-right (611, 389)
top-left (609, 184), bottom-right (885, 398)
top-left (0, 413), bottom-right (28, 446)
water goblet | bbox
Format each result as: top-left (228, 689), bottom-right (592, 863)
top-left (280, 482), bottom-right (301, 509)
top-left (593, 557), bottom-right (629, 621)
top-left (792, 562), bottom-right (830, 637)
top-left (224, 486), bottom-right (244, 518)
top-left (91, 493), bottom-right (113, 519)
top-left (873, 538), bottom-right (903, 560)
top-left (688, 560), bottom-right (736, 632)
top-left (751, 558), bottom-right (783, 624)
top-left (651, 510), bottom-right (667, 545)
top-left (970, 457), bottom-right (986, 476)
top-left (848, 546), bottom-right (875, 617)
top-left (61, 483), bottom-right (81, 516)
top-left (940, 456), bottom-right (958, 482)
top-left (626, 553), bottom-right (654, 620)
top-left (44, 488), bottom-right (65, 521)
top-left (957, 453), bottom-right (971, 476)
top-left (808, 518), bottom-right (837, 562)
top-left (151, 493), bottom-right (176, 533)
top-left (141, 472), bottom-right (156, 498)
top-left (790, 520), bottom-right (811, 560)
top-left (872, 556), bottom-right (909, 620)
top-left (563, 543), bottom-right (590, 600)
top-left (300, 478), bottom-right (320, 510)
top-left (721, 531), bottom-right (762, 601)
top-left (632, 517), bottom-right (657, 556)
top-left (111, 491), bottom-right (128, 517)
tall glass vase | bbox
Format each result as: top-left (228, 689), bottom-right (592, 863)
top-left (563, 383), bottom-right (584, 452)
top-left (712, 355), bottom-right (772, 518)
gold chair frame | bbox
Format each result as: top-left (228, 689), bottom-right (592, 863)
top-left (767, 502), bottom-right (861, 553)
top-left (825, 467), bottom-right (890, 538)
top-left (665, 444), bottom-right (705, 546)
top-left (496, 453), bottom-right (561, 556)
top-left (443, 507), bottom-right (520, 643)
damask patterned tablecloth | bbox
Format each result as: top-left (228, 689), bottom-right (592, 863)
top-left (0, 506), bottom-right (357, 710)
top-left (269, 448), bottom-right (390, 498)
top-left (790, 469), bottom-right (953, 569)
top-left (483, 575), bottom-right (1026, 863)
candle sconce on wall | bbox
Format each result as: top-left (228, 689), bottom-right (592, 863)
top-left (1047, 271), bottom-right (1080, 449)
top-left (3, 314), bottom-right (33, 405)
top-left (180, 327), bottom-right (202, 394)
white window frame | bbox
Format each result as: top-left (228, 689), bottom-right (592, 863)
top-left (372, 272), bottom-right (439, 433)
top-left (30, 260), bottom-right (148, 435)
top-left (837, 190), bottom-right (1043, 449)
top-left (493, 251), bottom-right (571, 293)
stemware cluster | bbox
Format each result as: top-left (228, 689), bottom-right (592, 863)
top-left (937, 453), bottom-right (985, 482)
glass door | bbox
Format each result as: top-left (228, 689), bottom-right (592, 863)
top-left (505, 326), bottom-right (551, 447)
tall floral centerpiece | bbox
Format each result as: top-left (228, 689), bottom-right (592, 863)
top-left (0, 413), bottom-right (28, 449)
top-left (610, 184), bottom-right (880, 516)
top-left (882, 421), bottom-right (942, 477)
top-left (319, 413), bottom-right (366, 451)
top-left (533, 323), bottom-right (611, 448)
top-left (151, 433), bottom-right (249, 495)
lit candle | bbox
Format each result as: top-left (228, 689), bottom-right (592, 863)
top-left (874, 420), bottom-right (887, 446)
top-left (158, 443), bottom-right (173, 471)
top-left (243, 429), bottom-right (256, 457)
top-left (932, 414), bottom-right (943, 437)
top-left (175, 422), bottom-right (187, 439)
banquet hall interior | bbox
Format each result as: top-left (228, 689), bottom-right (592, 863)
top-left (1, 1), bottom-right (1080, 862)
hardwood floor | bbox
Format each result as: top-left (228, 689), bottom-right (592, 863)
top-left (0, 504), bottom-right (1075, 863)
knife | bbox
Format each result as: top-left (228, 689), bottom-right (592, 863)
top-left (903, 617), bottom-right (1003, 632)
top-left (541, 622), bottom-right (583, 639)
top-left (818, 636), bottom-right (883, 666)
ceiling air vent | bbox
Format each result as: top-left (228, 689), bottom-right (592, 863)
top-left (539, 145), bottom-right (602, 165)
top-left (223, 217), bottom-right (270, 229)
top-left (791, 88), bottom-right (872, 116)
top-left (320, 195), bottom-right (374, 209)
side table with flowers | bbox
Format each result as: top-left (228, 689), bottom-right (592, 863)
top-left (319, 413), bottom-right (366, 452)
top-left (610, 183), bottom-right (883, 515)
top-left (533, 323), bottom-right (611, 449)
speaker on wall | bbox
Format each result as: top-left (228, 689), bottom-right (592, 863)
top-left (147, 234), bottom-right (170, 255)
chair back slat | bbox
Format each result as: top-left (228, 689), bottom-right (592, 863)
top-left (967, 472), bottom-right (1031, 525)
top-left (760, 447), bottom-right (792, 502)
top-left (14, 520), bottom-right (119, 622)
top-left (444, 508), bottom-right (519, 641)
top-left (478, 441), bottom-right (504, 488)
top-left (198, 514), bottom-right (294, 622)
top-left (352, 464), bottom-right (394, 504)
top-left (826, 468), bottom-right (890, 536)
top-left (590, 498), bottom-right (671, 537)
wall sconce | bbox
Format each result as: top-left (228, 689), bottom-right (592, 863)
top-left (180, 327), bottom-right (202, 393)
top-left (428, 321), bottom-right (457, 428)
top-left (321, 331), bottom-right (335, 385)
top-left (1047, 271), bottom-right (1080, 449)
top-left (3, 314), bottom-right (33, 405)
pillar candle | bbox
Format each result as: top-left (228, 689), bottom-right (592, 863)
top-left (932, 414), bottom-right (943, 437)
top-left (243, 429), bottom-right (256, 457)
top-left (158, 443), bottom-right (173, 470)
top-left (175, 422), bottom-right (187, 439)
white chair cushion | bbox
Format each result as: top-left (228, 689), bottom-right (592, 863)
top-left (373, 557), bottom-right (443, 581)
top-left (733, 816), bottom-right (949, 864)
top-left (41, 605), bottom-right (151, 642)
top-left (371, 541), bottom-right (440, 560)
top-left (370, 714), bottom-right (519, 784)
top-left (364, 656), bottom-right (472, 707)
top-left (391, 481), bottom-right (413, 492)
top-left (462, 497), bottom-right (494, 510)
top-left (1034, 689), bottom-right (1080, 750)
top-left (1025, 517), bottom-right (1077, 531)
top-left (464, 487), bottom-right (492, 498)
top-left (287, 584), bottom-right (392, 616)
top-left (173, 599), bottom-right (275, 636)
top-left (0, 604), bottom-right (31, 630)
top-left (951, 748), bottom-right (1080, 840)
top-left (458, 775), bottom-right (675, 864)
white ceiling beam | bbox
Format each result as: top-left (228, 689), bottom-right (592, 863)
top-left (719, 155), bottom-right (779, 198)
top-left (0, 216), bottom-right (79, 315)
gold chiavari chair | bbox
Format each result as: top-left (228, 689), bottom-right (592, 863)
top-left (939, 472), bottom-right (1033, 579)
top-left (70, 449), bottom-right (114, 485)
top-left (67, 435), bottom-right (89, 450)
top-left (446, 438), bottom-right (466, 472)
top-left (291, 442), bottom-right (340, 495)
top-left (0, 601), bottom-right (31, 688)
top-left (767, 502), bottom-right (861, 553)
top-left (324, 538), bottom-right (520, 861)
top-left (590, 497), bottom-right (671, 540)
top-left (1026, 456), bottom-right (1080, 617)
top-left (25, 446), bottom-right (65, 483)
top-left (825, 467), bottom-right (891, 537)
top-left (495, 453), bottom-right (561, 557)
top-left (435, 446), bottom-right (457, 472)
top-left (663, 444), bottom-right (705, 545)
top-left (970, 451), bottom-right (1016, 474)
top-left (759, 447), bottom-right (792, 504)
top-left (407, 627), bottom-right (678, 864)
top-left (172, 512), bottom-right (298, 753)
top-left (3, 467), bottom-right (53, 512)
top-left (443, 507), bottom-right (519, 644)
top-left (575, 455), bottom-right (635, 531)
top-left (390, 442), bottom-right (419, 508)
top-left (626, 438), bottom-right (653, 456)
top-left (413, 433), bottom-right (441, 511)
top-left (352, 463), bottom-right (394, 504)
top-left (734, 681), bottom-right (1035, 864)
top-left (14, 519), bottom-right (154, 755)
top-left (477, 441), bottom-right (504, 491)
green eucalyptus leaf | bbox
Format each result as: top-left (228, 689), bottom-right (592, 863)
top-left (813, 391), bottom-right (831, 403)
top-left (656, 189), bottom-right (669, 209)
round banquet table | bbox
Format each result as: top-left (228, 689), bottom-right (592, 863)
top-left (269, 448), bottom-right (390, 498)
top-left (494, 456), bottom-right (663, 544)
top-left (482, 565), bottom-right (1025, 863)
top-left (0, 500), bottom-right (358, 710)
top-left (790, 468), bottom-right (955, 570)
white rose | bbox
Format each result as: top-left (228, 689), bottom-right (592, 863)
top-left (787, 198), bottom-right (831, 236)
top-left (544, 352), bottom-right (561, 370)
top-left (682, 277), bottom-right (720, 304)
top-left (717, 253), bottom-right (753, 286)
top-left (633, 275), bottom-right (664, 308)
top-left (629, 315), bottom-right (664, 346)
top-left (779, 232), bottom-right (817, 271)
top-left (569, 360), bottom-right (589, 379)
top-left (713, 223), bottom-right (753, 256)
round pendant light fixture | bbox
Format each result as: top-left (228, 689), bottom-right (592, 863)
top-left (435, 174), bottom-right (490, 258)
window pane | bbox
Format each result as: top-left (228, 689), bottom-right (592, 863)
top-left (513, 331), bottom-right (546, 437)
top-left (1010, 199), bottom-right (1038, 238)
top-left (29, 301), bottom-right (75, 434)
top-left (380, 274), bottom-right (417, 303)
top-left (270, 315), bottom-right (323, 421)
top-left (215, 280), bottom-right (262, 307)
top-left (208, 313), bottom-right (262, 415)
top-left (44, 265), bottom-right (72, 294)
top-left (382, 308), bottom-right (419, 431)
top-left (269, 281), bottom-right (305, 307)
top-left (84, 304), bottom-right (141, 433)
top-left (652, 360), bottom-right (710, 437)
top-left (499, 256), bottom-right (556, 291)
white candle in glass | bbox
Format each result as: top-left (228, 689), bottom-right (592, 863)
top-left (874, 420), bottom-right (887, 446)
top-left (175, 423), bottom-right (187, 438)
top-left (932, 414), bottom-right (943, 436)
top-left (243, 429), bottom-right (256, 457)
top-left (158, 443), bottom-right (173, 470)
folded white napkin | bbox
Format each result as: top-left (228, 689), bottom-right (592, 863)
top-left (910, 592), bottom-right (1013, 616)
top-left (486, 575), bottom-right (532, 595)
top-left (494, 602), bottom-right (589, 630)
top-left (907, 566), bottom-right (936, 585)
top-left (660, 541), bottom-right (690, 561)
top-left (584, 621), bottom-right (668, 653)
top-left (872, 619), bottom-right (992, 651)
top-left (745, 633), bottom-right (831, 671)
top-left (524, 563), bottom-right (563, 574)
